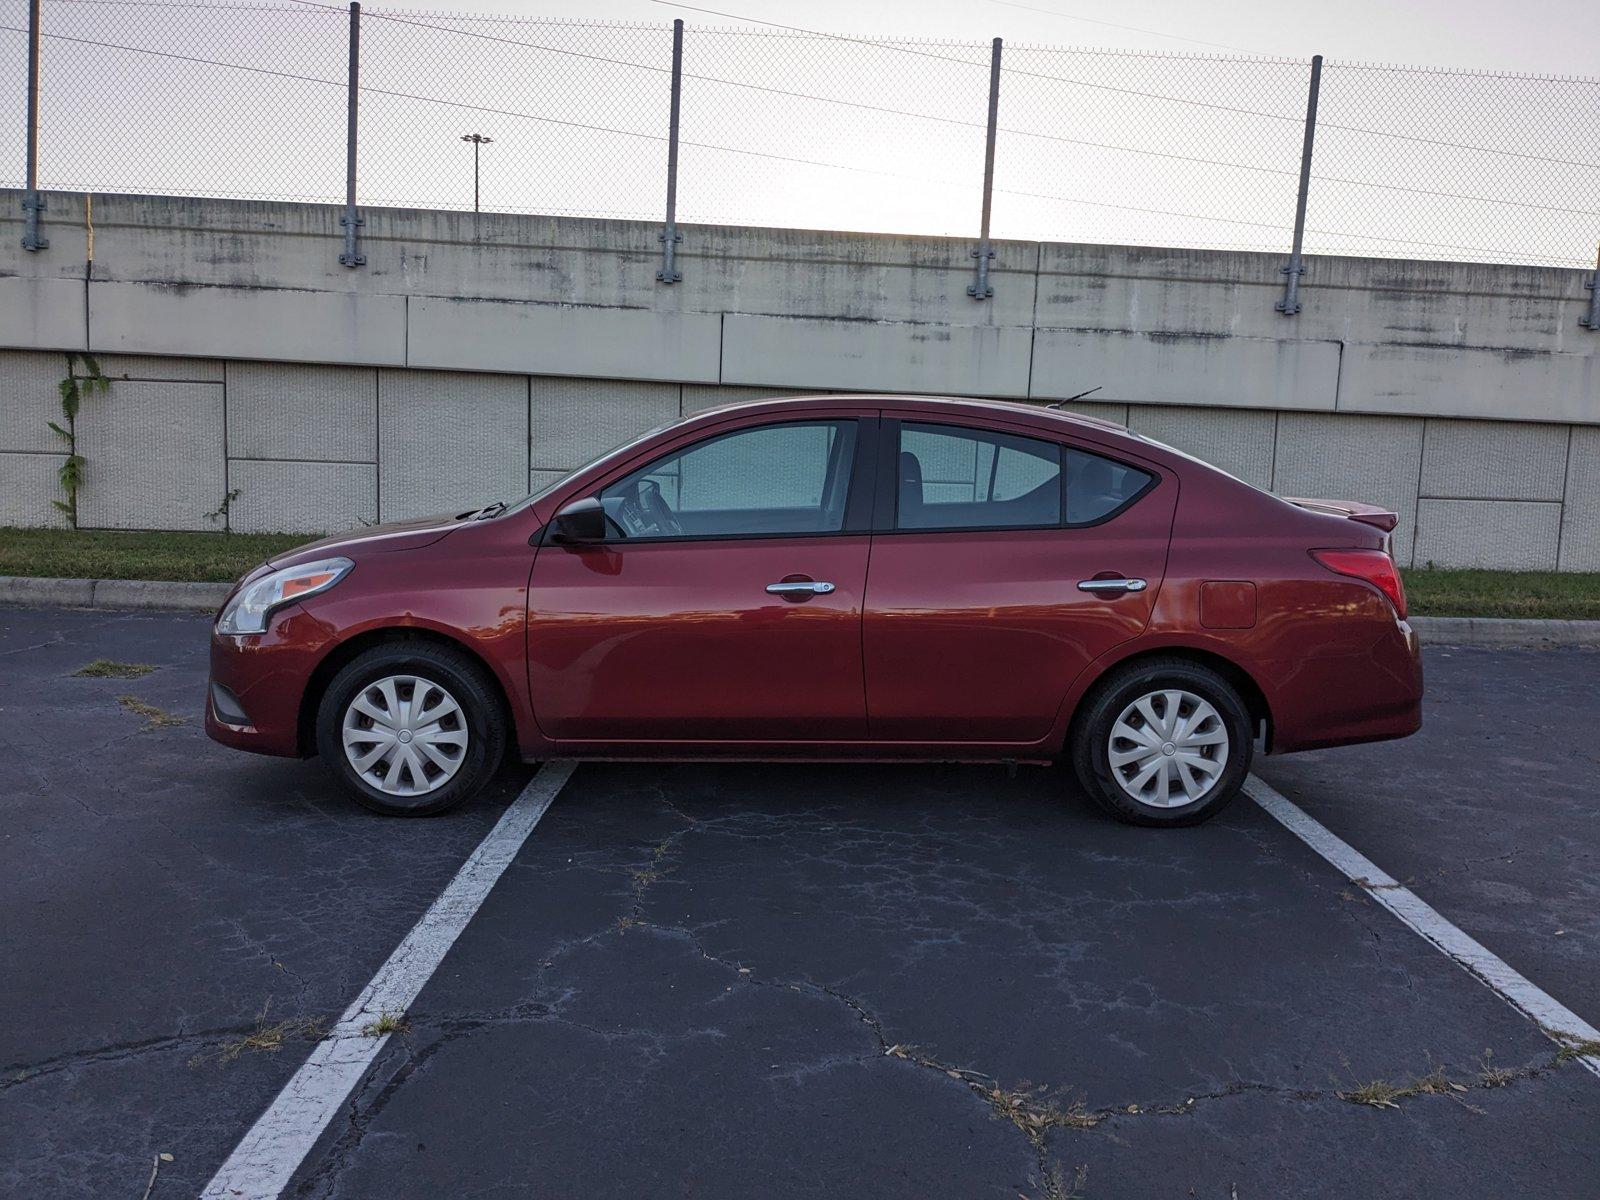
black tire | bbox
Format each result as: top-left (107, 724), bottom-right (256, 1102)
top-left (1069, 657), bottom-right (1253, 827)
top-left (315, 641), bottom-right (507, 817)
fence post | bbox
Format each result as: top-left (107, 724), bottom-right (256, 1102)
top-left (1582, 244), bottom-right (1600, 330)
top-left (21, 0), bottom-right (48, 252)
top-left (338, 1), bottom-right (365, 267)
top-left (968, 37), bottom-right (1002, 300)
top-left (1276, 54), bottom-right (1322, 316)
top-left (657, 18), bottom-right (684, 284)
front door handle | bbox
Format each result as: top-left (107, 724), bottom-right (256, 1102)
top-left (766, 581), bottom-right (836, 596)
top-left (1077, 577), bottom-right (1147, 594)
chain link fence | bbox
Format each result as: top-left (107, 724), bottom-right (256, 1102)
top-left (4, 0), bottom-right (1598, 272)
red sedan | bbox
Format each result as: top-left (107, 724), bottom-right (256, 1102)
top-left (206, 395), bottom-right (1422, 826)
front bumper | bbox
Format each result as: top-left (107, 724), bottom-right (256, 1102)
top-left (204, 604), bottom-right (331, 758)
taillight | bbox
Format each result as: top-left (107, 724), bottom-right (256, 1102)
top-left (1310, 548), bottom-right (1407, 619)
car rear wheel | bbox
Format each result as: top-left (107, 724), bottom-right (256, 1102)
top-left (1070, 658), bottom-right (1253, 827)
top-left (316, 642), bottom-right (506, 817)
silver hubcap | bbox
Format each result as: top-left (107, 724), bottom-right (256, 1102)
top-left (342, 674), bottom-right (469, 798)
top-left (1108, 688), bottom-right (1230, 809)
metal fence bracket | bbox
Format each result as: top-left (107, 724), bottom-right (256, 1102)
top-left (22, 192), bottom-right (48, 253)
top-left (967, 37), bottom-right (1002, 301)
top-left (338, 2), bottom-right (365, 267)
top-left (968, 247), bottom-right (994, 300)
top-left (339, 214), bottom-right (365, 268)
top-left (1276, 54), bottom-right (1322, 316)
top-left (658, 229), bottom-right (682, 284)
top-left (657, 19), bottom-right (685, 284)
top-left (1277, 261), bottom-right (1305, 314)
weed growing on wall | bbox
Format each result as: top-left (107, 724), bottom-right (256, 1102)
top-left (49, 353), bottom-right (111, 528)
top-left (206, 487), bottom-right (243, 528)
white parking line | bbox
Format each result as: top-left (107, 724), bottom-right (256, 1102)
top-left (202, 760), bottom-right (578, 1200)
top-left (1245, 774), bottom-right (1600, 1080)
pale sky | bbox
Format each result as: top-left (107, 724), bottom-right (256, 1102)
top-left (458, 0), bottom-right (1600, 77)
top-left (4, 0), bottom-right (1596, 266)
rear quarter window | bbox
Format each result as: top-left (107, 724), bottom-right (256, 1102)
top-left (1066, 447), bottom-right (1154, 526)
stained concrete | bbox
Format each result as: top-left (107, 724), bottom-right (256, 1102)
top-left (3, 191), bottom-right (1600, 566)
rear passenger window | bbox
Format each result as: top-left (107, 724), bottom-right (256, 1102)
top-left (1066, 448), bottom-right (1153, 525)
top-left (897, 423), bottom-right (1062, 530)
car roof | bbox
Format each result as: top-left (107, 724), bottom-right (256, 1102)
top-left (683, 393), bottom-right (1130, 435)
top-left (674, 393), bottom-right (1252, 489)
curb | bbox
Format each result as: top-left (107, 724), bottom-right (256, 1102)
top-left (2, 576), bottom-right (1597, 645)
top-left (0, 575), bottom-right (229, 612)
top-left (1409, 615), bottom-right (1600, 649)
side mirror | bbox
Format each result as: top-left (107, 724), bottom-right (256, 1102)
top-left (549, 496), bottom-right (608, 545)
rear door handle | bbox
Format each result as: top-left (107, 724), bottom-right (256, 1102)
top-left (1077, 577), bottom-right (1147, 594)
top-left (766, 581), bottom-right (836, 596)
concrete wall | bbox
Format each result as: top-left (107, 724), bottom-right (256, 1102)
top-left (3, 190), bottom-right (1598, 570)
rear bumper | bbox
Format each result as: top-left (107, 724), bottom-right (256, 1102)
top-left (1266, 618), bottom-right (1424, 754)
top-left (204, 605), bottom-right (329, 758)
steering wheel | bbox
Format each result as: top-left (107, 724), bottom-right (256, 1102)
top-left (637, 479), bottom-right (684, 537)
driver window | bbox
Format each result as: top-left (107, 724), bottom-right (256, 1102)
top-left (599, 420), bottom-right (859, 540)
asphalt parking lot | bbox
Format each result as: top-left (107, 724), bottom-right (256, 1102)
top-left (2, 606), bottom-right (1598, 1199)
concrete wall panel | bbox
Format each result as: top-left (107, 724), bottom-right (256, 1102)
top-left (1031, 329), bottom-right (1339, 411)
top-left (228, 460), bottom-right (377, 534)
top-left (1048, 400), bottom-right (1130, 426)
top-left (1, 194), bottom-right (88, 265)
top-left (377, 370), bottom-right (527, 521)
top-left (531, 378), bottom-right (679, 470)
top-left (89, 282), bottom-right (407, 366)
top-left (1126, 405), bottom-right (1276, 489)
top-left (226, 362), bottom-right (377, 463)
top-left (1273, 413), bottom-right (1424, 565)
top-left (1420, 419), bottom-right (1569, 502)
top-left (84, 355), bottom-right (224, 382)
top-left (76, 381), bottom-right (226, 530)
top-left (0, 198), bottom-right (92, 351)
top-left (529, 468), bottom-right (569, 498)
top-left (682, 231), bottom-right (1040, 328)
top-left (0, 452), bottom-right (72, 528)
top-left (1, 351), bottom-right (69, 454)
top-left (681, 384), bottom-right (808, 415)
top-left (0, 278), bottom-right (87, 351)
top-left (408, 298), bottom-right (721, 382)
top-left (1414, 499), bottom-right (1562, 570)
top-left (1034, 248), bottom-right (1273, 339)
top-left (62, 194), bottom-right (1589, 356)
top-left (1033, 242), bottom-right (1592, 352)
top-left (1340, 343), bottom-right (1600, 424)
top-left (1559, 427), bottom-right (1600, 571)
top-left (721, 315), bottom-right (1033, 396)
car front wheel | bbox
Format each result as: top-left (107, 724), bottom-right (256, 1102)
top-left (1070, 658), bottom-right (1253, 827)
top-left (316, 642), bottom-right (506, 817)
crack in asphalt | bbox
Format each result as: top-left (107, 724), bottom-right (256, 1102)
top-left (286, 795), bottom-right (1581, 1200)
top-left (1, 1018), bottom-right (328, 1093)
top-left (292, 893), bottom-right (1576, 1200)
top-left (627, 913), bottom-right (1575, 1190)
top-left (0, 632), bottom-right (66, 657)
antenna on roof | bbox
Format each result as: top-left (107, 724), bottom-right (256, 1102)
top-left (1046, 386), bottom-right (1102, 409)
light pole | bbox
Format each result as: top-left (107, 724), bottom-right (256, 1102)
top-left (460, 133), bottom-right (492, 215)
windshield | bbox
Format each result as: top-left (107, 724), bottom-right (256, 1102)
top-left (504, 415), bottom-right (687, 515)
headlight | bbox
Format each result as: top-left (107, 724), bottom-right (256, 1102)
top-left (217, 557), bottom-right (353, 636)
